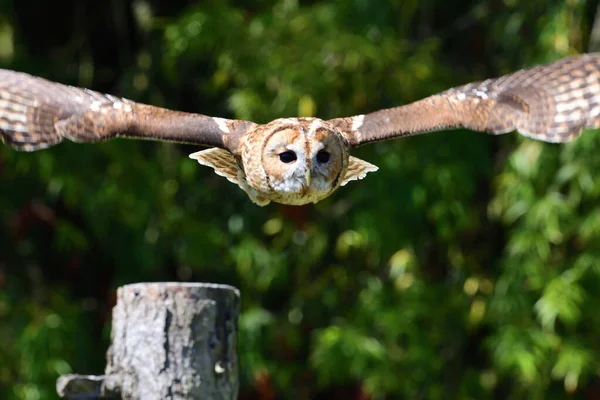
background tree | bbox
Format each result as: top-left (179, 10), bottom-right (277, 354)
top-left (0, 0), bottom-right (598, 399)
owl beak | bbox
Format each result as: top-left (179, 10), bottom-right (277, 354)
top-left (304, 170), bottom-right (311, 187)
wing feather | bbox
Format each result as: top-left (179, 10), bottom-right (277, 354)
top-left (331, 53), bottom-right (600, 146)
top-left (0, 69), bottom-right (255, 153)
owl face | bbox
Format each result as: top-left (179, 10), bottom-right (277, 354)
top-left (190, 117), bottom-right (378, 206)
top-left (243, 118), bottom-right (349, 205)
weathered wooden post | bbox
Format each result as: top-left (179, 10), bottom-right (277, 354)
top-left (56, 282), bottom-right (240, 400)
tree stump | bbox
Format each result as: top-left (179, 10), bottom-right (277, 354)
top-left (57, 282), bottom-right (240, 400)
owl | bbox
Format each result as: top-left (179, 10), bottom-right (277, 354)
top-left (2, 53), bottom-right (600, 206)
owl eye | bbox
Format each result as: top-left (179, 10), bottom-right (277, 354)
top-left (279, 151), bottom-right (297, 163)
top-left (316, 151), bottom-right (330, 164)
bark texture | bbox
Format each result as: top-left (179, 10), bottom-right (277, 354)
top-left (56, 282), bottom-right (240, 400)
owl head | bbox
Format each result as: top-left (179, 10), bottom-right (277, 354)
top-left (190, 117), bottom-right (378, 206)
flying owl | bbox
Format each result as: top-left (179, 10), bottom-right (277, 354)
top-left (1, 53), bottom-right (600, 206)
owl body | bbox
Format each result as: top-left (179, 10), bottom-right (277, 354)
top-left (2, 54), bottom-right (600, 206)
top-left (191, 117), bottom-right (378, 206)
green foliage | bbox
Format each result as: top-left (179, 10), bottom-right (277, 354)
top-left (1, 0), bottom-right (600, 398)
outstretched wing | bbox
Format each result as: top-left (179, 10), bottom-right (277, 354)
top-left (0, 69), bottom-right (255, 153)
top-left (330, 53), bottom-right (600, 146)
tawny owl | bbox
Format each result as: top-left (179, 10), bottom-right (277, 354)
top-left (1, 53), bottom-right (600, 206)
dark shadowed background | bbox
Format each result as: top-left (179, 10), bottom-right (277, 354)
top-left (1, 0), bottom-right (600, 399)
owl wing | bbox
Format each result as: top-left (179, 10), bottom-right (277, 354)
top-left (0, 69), bottom-right (256, 153)
top-left (330, 53), bottom-right (600, 146)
